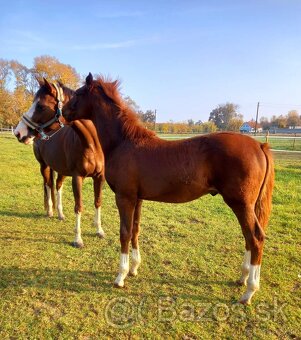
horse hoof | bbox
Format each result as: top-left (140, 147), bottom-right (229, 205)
top-left (58, 215), bottom-right (65, 221)
top-left (72, 242), bottom-right (84, 249)
top-left (239, 298), bottom-right (251, 305)
top-left (96, 232), bottom-right (105, 239)
top-left (129, 271), bottom-right (138, 277)
top-left (236, 279), bottom-right (246, 286)
top-left (113, 282), bottom-right (125, 289)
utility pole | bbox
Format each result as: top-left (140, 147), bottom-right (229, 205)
top-left (254, 102), bottom-right (260, 135)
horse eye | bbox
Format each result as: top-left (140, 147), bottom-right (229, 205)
top-left (36, 103), bottom-right (45, 111)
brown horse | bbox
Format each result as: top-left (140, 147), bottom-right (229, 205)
top-left (14, 79), bottom-right (105, 247)
top-left (63, 73), bottom-right (274, 304)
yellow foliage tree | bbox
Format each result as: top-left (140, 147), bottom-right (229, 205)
top-left (33, 55), bottom-right (80, 89)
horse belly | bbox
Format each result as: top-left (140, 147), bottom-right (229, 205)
top-left (140, 181), bottom-right (210, 203)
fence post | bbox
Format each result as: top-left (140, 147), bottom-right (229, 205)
top-left (265, 130), bottom-right (269, 143)
top-left (293, 133), bottom-right (296, 150)
top-left (11, 126), bottom-right (14, 135)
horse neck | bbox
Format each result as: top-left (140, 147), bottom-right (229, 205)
top-left (89, 103), bottom-right (123, 156)
top-left (72, 120), bottom-right (99, 151)
top-left (92, 99), bottom-right (156, 156)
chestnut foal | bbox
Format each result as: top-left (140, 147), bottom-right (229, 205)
top-left (63, 73), bottom-right (274, 304)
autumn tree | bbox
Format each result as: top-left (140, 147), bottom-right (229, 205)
top-left (0, 59), bottom-right (10, 89)
top-left (287, 110), bottom-right (300, 128)
top-left (276, 115), bottom-right (287, 128)
top-left (227, 117), bottom-right (244, 131)
top-left (260, 117), bottom-right (270, 130)
top-left (208, 103), bottom-right (241, 130)
top-left (201, 121), bottom-right (218, 133)
top-left (140, 110), bottom-right (156, 123)
top-left (33, 55), bottom-right (80, 89)
top-left (123, 95), bottom-right (140, 112)
top-left (0, 59), bottom-right (13, 126)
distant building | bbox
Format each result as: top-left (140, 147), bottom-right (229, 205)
top-left (240, 120), bottom-right (263, 133)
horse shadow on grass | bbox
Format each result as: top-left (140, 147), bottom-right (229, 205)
top-left (0, 266), bottom-right (237, 303)
top-left (0, 210), bottom-right (46, 219)
top-left (0, 266), bottom-right (115, 294)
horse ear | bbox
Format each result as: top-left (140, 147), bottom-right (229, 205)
top-left (43, 77), bottom-right (55, 95)
top-left (36, 77), bottom-right (44, 87)
top-left (86, 72), bottom-right (93, 88)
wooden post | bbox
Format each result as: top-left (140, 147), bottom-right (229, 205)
top-left (293, 133), bottom-right (296, 149)
top-left (265, 130), bottom-right (269, 143)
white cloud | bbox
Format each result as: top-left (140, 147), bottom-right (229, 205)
top-left (71, 40), bottom-right (138, 51)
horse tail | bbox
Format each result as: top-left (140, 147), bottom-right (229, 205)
top-left (43, 168), bottom-right (56, 211)
top-left (255, 143), bottom-right (275, 230)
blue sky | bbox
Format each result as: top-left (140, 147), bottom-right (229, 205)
top-left (1, 0), bottom-right (301, 122)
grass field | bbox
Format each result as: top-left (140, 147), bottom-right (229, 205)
top-left (0, 136), bottom-right (300, 339)
top-left (158, 133), bottom-right (301, 152)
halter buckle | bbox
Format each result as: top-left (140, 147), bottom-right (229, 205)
top-left (39, 130), bottom-right (50, 140)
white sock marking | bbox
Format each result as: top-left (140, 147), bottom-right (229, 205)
top-left (240, 264), bottom-right (261, 304)
top-left (130, 248), bottom-right (141, 276)
top-left (94, 207), bottom-right (104, 237)
top-left (46, 184), bottom-right (53, 217)
top-left (114, 253), bottom-right (129, 287)
top-left (57, 186), bottom-right (65, 220)
top-left (240, 250), bottom-right (251, 285)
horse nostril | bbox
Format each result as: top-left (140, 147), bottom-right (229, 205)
top-left (14, 131), bottom-right (20, 139)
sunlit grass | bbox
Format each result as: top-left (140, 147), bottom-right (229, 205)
top-left (0, 137), bottom-right (300, 338)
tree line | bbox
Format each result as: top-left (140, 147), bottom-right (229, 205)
top-left (0, 56), bottom-right (300, 132)
top-left (260, 111), bottom-right (301, 130)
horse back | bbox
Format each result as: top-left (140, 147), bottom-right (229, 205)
top-left (33, 125), bottom-right (104, 177)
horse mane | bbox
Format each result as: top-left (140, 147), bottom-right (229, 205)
top-left (95, 76), bottom-right (156, 141)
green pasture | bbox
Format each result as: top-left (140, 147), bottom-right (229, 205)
top-left (158, 133), bottom-right (301, 151)
top-left (0, 136), bottom-right (300, 339)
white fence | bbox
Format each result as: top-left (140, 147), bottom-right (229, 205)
top-left (0, 127), bottom-right (14, 136)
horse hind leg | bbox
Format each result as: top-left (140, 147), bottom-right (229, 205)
top-left (56, 174), bottom-right (66, 221)
top-left (129, 199), bottom-right (143, 277)
top-left (238, 247), bottom-right (251, 286)
top-left (232, 203), bottom-right (265, 305)
top-left (92, 176), bottom-right (105, 238)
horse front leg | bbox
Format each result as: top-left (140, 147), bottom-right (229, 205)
top-left (72, 175), bottom-right (84, 248)
top-left (56, 174), bottom-right (66, 221)
top-left (129, 199), bottom-right (143, 276)
top-left (92, 175), bottom-right (105, 238)
top-left (114, 194), bottom-right (136, 288)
